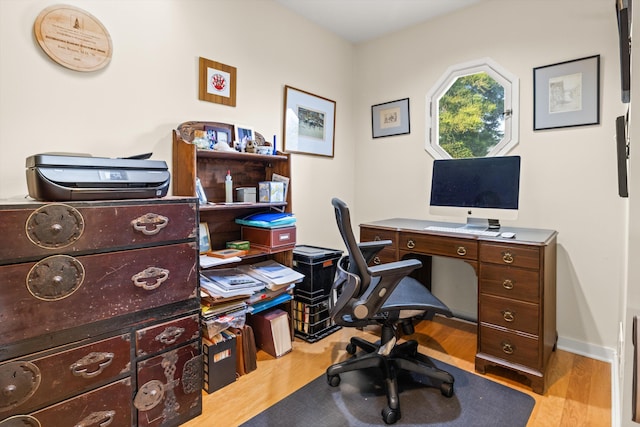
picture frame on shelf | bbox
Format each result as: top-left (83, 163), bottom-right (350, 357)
top-left (198, 57), bottom-right (237, 107)
top-left (199, 222), bottom-right (211, 254)
top-left (533, 55), bottom-right (600, 130)
top-left (283, 85), bottom-right (336, 157)
top-left (204, 125), bottom-right (233, 148)
top-left (235, 126), bottom-right (255, 144)
top-left (195, 177), bottom-right (208, 205)
top-left (371, 98), bottom-right (410, 138)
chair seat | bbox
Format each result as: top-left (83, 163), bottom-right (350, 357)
top-left (380, 276), bottom-right (453, 318)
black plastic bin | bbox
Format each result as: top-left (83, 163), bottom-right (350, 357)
top-left (292, 245), bottom-right (343, 299)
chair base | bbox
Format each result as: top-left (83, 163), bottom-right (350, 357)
top-left (326, 335), bottom-right (455, 424)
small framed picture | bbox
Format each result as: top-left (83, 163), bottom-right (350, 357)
top-left (199, 222), bottom-right (211, 253)
top-left (198, 57), bottom-right (236, 107)
top-left (195, 177), bottom-right (207, 205)
top-left (236, 126), bottom-right (255, 143)
top-left (371, 98), bottom-right (410, 138)
top-left (204, 125), bottom-right (233, 147)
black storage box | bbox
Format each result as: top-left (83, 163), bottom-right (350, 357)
top-left (292, 245), bottom-right (343, 299)
top-left (292, 292), bottom-right (341, 343)
top-left (203, 334), bottom-right (237, 393)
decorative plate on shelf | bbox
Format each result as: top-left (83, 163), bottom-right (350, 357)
top-left (34, 4), bottom-right (113, 72)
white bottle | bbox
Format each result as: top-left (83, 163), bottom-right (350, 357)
top-left (225, 170), bottom-right (233, 203)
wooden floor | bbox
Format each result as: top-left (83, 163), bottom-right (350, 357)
top-left (182, 316), bottom-right (611, 426)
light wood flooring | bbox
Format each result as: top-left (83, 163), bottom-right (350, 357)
top-left (182, 316), bottom-right (611, 427)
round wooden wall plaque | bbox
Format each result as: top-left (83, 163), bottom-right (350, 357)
top-left (34, 4), bottom-right (113, 72)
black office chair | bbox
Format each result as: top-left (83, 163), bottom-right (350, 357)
top-left (326, 198), bottom-right (455, 424)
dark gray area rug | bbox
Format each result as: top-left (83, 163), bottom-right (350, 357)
top-left (241, 358), bottom-right (535, 426)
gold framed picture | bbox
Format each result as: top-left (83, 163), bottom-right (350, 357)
top-left (198, 57), bottom-right (236, 106)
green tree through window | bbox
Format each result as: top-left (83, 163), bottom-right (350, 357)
top-left (438, 73), bottom-right (504, 158)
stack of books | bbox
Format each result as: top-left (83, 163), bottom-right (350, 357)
top-left (238, 260), bottom-right (304, 313)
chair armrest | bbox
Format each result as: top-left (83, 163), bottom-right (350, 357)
top-left (358, 240), bottom-right (392, 264)
top-left (352, 258), bottom-right (423, 319)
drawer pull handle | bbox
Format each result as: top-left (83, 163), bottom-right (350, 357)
top-left (373, 256), bottom-right (381, 265)
top-left (131, 213), bottom-right (169, 236)
top-left (501, 342), bottom-right (515, 355)
top-left (502, 310), bottom-right (515, 322)
top-left (502, 279), bottom-right (514, 290)
top-left (502, 251), bottom-right (514, 264)
top-left (406, 239), bottom-right (415, 249)
top-left (70, 352), bottom-right (114, 378)
top-left (156, 326), bottom-right (186, 345)
top-left (132, 267), bottom-right (169, 291)
top-left (374, 236), bottom-right (381, 241)
top-left (456, 246), bottom-right (467, 256)
top-left (74, 410), bottom-right (116, 427)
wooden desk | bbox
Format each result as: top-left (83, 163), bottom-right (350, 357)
top-left (360, 218), bottom-right (558, 394)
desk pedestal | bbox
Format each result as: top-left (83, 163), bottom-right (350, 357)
top-left (360, 219), bottom-right (557, 394)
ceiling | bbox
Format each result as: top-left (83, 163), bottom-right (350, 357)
top-left (274, 0), bottom-right (483, 43)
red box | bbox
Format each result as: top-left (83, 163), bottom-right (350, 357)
top-left (241, 226), bottom-right (296, 253)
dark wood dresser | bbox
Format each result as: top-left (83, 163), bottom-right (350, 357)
top-left (0, 197), bottom-right (202, 426)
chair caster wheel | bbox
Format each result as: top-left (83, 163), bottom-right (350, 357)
top-left (346, 343), bottom-right (357, 354)
top-left (440, 382), bottom-right (454, 397)
top-left (327, 374), bottom-right (341, 387)
top-left (381, 406), bottom-right (400, 424)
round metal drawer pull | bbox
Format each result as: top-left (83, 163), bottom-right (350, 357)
top-left (502, 310), bottom-right (515, 322)
top-left (406, 240), bottom-right (415, 249)
top-left (501, 342), bottom-right (515, 355)
top-left (373, 256), bottom-right (381, 265)
top-left (502, 251), bottom-right (514, 264)
top-left (26, 203), bottom-right (84, 249)
top-left (0, 415), bottom-right (41, 427)
top-left (502, 279), bottom-right (514, 290)
top-left (456, 246), bottom-right (467, 256)
top-left (131, 213), bottom-right (169, 236)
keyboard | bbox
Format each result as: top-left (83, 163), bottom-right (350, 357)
top-left (425, 225), bottom-right (501, 237)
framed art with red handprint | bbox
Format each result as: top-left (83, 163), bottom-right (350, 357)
top-left (198, 57), bottom-right (237, 106)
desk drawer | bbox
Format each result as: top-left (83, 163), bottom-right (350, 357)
top-left (479, 325), bottom-right (539, 368)
top-left (479, 264), bottom-right (540, 303)
top-left (479, 294), bottom-right (539, 335)
top-left (480, 242), bottom-right (540, 269)
top-left (360, 227), bottom-right (398, 248)
top-left (400, 233), bottom-right (477, 260)
top-left (136, 313), bottom-right (200, 357)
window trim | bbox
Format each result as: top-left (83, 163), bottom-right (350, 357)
top-left (425, 57), bottom-right (519, 159)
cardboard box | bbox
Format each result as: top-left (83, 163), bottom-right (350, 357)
top-left (241, 225), bottom-right (296, 253)
top-left (236, 187), bottom-right (256, 203)
top-left (258, 181), bottom-right (284, 202)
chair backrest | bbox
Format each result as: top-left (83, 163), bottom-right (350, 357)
top-left (332, 198), bottom-right (371, 290)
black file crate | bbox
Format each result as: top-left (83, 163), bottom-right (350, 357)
top-left (292, 293), bottom-right (341, 343)
top-left (203, 334), bottom-right (236, 393)
top-left (292, 245), bottom-right (343, 299)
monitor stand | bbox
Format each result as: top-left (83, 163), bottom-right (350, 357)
top-left (463, 218), bottom-right (501, 231)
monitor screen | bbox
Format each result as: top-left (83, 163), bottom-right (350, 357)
top-left (429, 156), bottom-right (521, 226)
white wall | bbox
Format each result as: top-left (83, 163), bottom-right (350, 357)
top-left (0, 0), bottom-right (629, 390)
top-left (0, 0), bottom-right (356, 253)
top-left (353, 0), bottom-right (628, 356)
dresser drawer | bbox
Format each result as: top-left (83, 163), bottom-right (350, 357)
top-left (0, 242), bottom-right (197, 346)
top-left (25, 378), bottom-right (133, 426)
top-left (0, 334), bottom-right (130, 416)
top-left (0, 200), bottom-right (197, 265)
top-left (479, 264), bottom-right (540, 303)
top-left (135, 342), bottom-right (202, 427)
top-left (136, 313), bottom-right (200, 357)
top-left (479, 242), bottom-right (540, 269)
top-left (360, 227), bottom-right (398, 248)
top-left (400, 232), bottom-right (478, 260)
top-left (479, 325), bottom-right (539, 368)
top-left (479, 294), bottom-right (539, 335)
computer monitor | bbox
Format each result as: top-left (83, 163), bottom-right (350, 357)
top-left (429, 155), bottom-right (521, 230)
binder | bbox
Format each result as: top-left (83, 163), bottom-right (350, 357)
top-left (248, 308), bottom-right (292, 358)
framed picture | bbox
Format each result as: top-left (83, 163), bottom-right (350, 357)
top-left (198, 57), bottom-right (237, 106)
top-left (283, 85), bottom-right (336, 157)
top-left (204, 125), bottom-right (233, 147)
top-left (199, 222), bottom-right (211, 254)
top-left (371, 98), bottom-right (410, 138)
top-left (235, 126), bottom-right (255, 143)
top-left (533, 55), bottom-right (600, 130)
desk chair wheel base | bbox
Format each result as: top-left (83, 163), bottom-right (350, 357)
top-left (382, 406), bottom-right (400, 425)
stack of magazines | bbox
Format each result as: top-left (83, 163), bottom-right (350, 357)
top-left (199, 268), bottom-right (266, 298)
